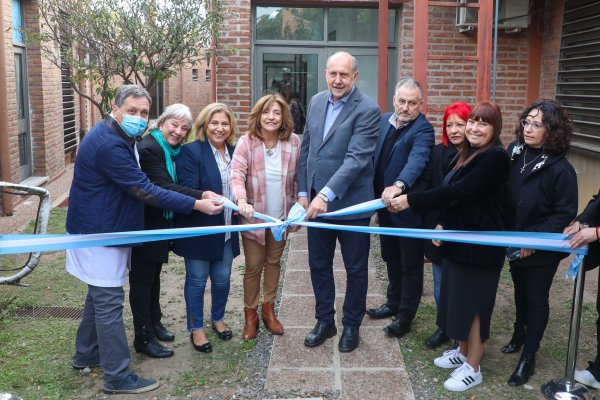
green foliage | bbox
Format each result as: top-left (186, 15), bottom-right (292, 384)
top-left (25, 0), bottom-right (223, 117)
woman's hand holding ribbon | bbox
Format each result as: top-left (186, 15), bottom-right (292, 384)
top-left (236, 199), bottom-right (254, 219)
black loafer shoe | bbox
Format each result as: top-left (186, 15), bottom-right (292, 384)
top-left (153, 322), bottom-right (175, 342)
top-left (304, 322), bottom-right (337, 348)
top-left (366, 304), bottom-right (397, 319)
top-left (212, 322), bottom-right (233, 341)
top-left (190, 333), bottom-right (212, 353)
top-left (134, 338), bottom-right (174, 358)
top-left (383, 319), bottom-right (411, 338)
top-left (338, 326), bottom-right (360, 353)
top-left (425, 328), bottom-right (450, 349)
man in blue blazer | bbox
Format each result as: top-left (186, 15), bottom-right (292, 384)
top-left (369, 78), bottom-right (434, 339)
top-left (66, 85), bottom-right (221, 394)
top-left (297, 51), bottom-right (380, 352)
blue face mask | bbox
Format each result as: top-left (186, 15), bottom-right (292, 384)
top-left (117, 110), bottom-right (148, 138)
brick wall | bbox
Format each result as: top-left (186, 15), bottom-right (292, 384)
top-left (3, 0), bottom-right (20, 184)
top-left (217, 0), bottom-right (252, 133)
top-left (398, 2), bottom-right (531, 146)
top-left (23, 0), bottom-right (66, 179)
top-left (164, 57), bottom-right (212, 120)
top-left (539, 0), bottom-right (564, 99)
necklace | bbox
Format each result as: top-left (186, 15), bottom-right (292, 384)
top-left (520, 148), bottom-right (542, 173)
top-left (264, 141), bottom-right (278, 156)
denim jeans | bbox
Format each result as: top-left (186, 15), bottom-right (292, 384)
top-left (184, 240), bottom-right (233, 331)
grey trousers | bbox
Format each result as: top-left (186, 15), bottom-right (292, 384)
top-left (73, 285), bottom-right (131, 383)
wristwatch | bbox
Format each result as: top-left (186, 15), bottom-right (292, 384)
top-left (317, 192), bottom-right (329, 202)
top-left (394, 180), bottom-right (406, 192)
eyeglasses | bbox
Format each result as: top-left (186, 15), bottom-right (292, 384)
top-left (521, 119), bottom-right (546, 131)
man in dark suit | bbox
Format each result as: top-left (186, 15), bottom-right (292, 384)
top-left (368, 78), bottom-right (434, 339)
top-left (297, 51), bottom-right (380, 353)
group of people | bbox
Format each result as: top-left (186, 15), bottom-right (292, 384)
top-left (64, 50), bottom-right (599, 395)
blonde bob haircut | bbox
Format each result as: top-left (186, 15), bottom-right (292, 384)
top-left (248, 94), bottom-right (294, 141)
top-left (193, 102), bottom-right (238, 146)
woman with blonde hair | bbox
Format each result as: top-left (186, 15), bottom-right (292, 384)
top-left (173, 102), bottom-right (239, 353)
top-left (231, 94), bottom-right (301, 340)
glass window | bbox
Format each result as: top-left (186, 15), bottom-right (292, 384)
top-left (328, 8), bottom-right (396, 43)
top-left (12, 0), bottom-right (24, 44)
top-left (256, 7), bottom-right (324, 41)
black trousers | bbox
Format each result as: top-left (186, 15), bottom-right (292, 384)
top-left (307, 218), bottom-right (370, 327)
top-left (378, 211), bottom-right (424, 323)
top-left (587, 267), bottom-right (600, 379)
top-left (510, 261), bottom-right (559, 354)
top-left (129, 251), bottom-right (164, 332)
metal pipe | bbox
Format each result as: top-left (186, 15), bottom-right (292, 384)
top-left (492, 0), bottom-right (499, 101)
top-left (0, 3), bottom-right (15, 215)
top-left (541, 263), bottom-right (592, 399)
top-left (0, 182), bottom-right (51, 286)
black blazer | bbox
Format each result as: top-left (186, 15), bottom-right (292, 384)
top-left (374, 112), bottom-right (434, 228)
top-left (505, 141), bottom-right (578, 267)
top-left (408, 145), bottom-right (509, 269)
top-left (133, 134), bottom-right (204, 263)
top-left (577, 188), bottom-right (600, 270)
top-left (172, 140), bottom-right (240, 261)
top-left (419, 143), bottom-right (459, 265)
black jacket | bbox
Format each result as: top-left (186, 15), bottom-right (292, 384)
top-left (419, 143), bottom-right (459, 265)
top-left (504, 141), bottom-right (578, 267)
top-left (577, 188), bottom-right (600, 270)
top-left (408, 145), bottom-right (509, 270)
top-left (133, 134), bottom-right (204, 263)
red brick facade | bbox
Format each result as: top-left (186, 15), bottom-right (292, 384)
top-left (216, 0), bottom-right (252, 132)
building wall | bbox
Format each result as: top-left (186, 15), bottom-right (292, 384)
top-left (217, 0), bottom-right (252, 132)
top-left (3, 0), bottom-right (21, 185)
top-left (399, 1), bottom-right (530, 145)
top-left (164, 58), bottom-right (212, 120)
top-left (1, 0), bottom-right (83, 215)
top-left (24, 0), bottom-right (67, 180)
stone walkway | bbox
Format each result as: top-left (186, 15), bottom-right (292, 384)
top-left (265, 232), bottom-right (415, 399)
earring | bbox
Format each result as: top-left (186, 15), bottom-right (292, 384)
top-left (280, 125), bottom-right (285, 131)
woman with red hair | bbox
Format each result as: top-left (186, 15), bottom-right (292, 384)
top-left (421, 102), bottom-right (471, 350)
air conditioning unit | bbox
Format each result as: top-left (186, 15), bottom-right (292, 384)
top-left (456, 0), bottom-right (530, 33)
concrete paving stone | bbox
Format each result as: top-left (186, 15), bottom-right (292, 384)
top-left (264, 369), bottom-right (335, 393)
top-left (269, 328), bottom-right (334, 369)
top-left (338, 327), bottom-right (406, 369)
top-left (283, 269), bottom-right (314, 295)
top-left (340, 369), bottom-right (414, 400)
top-left (278, 294), bottom-right (318, 327)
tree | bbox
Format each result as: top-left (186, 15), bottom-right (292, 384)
top-left (26, 0), bottom-right (222, 117)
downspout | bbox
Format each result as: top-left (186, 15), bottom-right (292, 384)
top-left (0, 2), bottom-right (15, 215)
top-left (491, 0), bottom-right (500, 101)
top-left (377, 0), bottom-right (388, 111)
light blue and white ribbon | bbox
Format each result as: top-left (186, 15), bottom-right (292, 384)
top-left (0, 198), bottom-right (588, 279)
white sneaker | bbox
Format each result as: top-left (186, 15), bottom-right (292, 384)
top-left (444, 363), bottom-right (482, 392)
top-left (434, 348), bottom-right (467, 369)
top-left (574, 369), bottom-right (600, 389)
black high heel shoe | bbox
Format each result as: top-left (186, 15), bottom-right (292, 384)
top-left (211, 322), bottom-right (233, 341)
top-left (190, 333), bottom-right (212, 353)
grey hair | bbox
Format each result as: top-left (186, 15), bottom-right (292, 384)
top-left (149, 103), bottom-right (193, 130)
top-left (395, 78), bottom-right (423, 100)
top-left (326, 51), bottom-right (357, 72)
top-left (114, 84), bottom-right (152, 107)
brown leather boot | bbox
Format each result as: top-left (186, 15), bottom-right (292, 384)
top-left (261, 302), bottom-right (284, 335)
top-left (242, 308), bottom-right (259, 341)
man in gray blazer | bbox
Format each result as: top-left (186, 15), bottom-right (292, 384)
top-left (297, 51), bottom-right (380, 353)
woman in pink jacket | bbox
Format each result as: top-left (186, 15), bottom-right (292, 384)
top-left (230, 94), bottom-right (301, 340)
